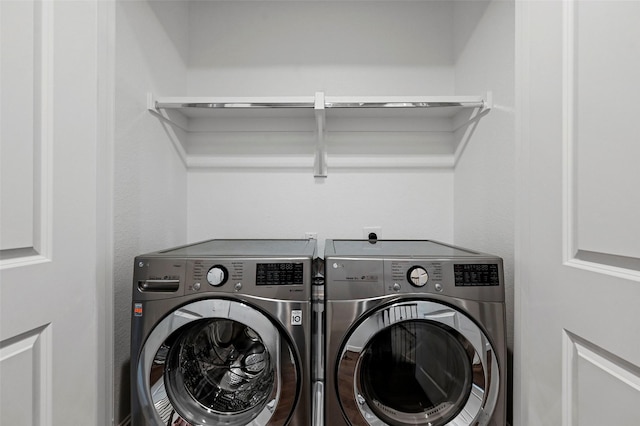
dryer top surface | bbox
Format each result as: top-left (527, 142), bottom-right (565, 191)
top-left (326, 239), bottom-right (498, 260)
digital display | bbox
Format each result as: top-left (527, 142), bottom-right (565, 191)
top-left (454, 264), bottom-right (500, 287)
top-left (256, 263), bottom-right (304, 286)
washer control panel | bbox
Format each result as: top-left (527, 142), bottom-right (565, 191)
top-left (184, 258), bottom-right (311, 299)
top-left (256, 262), bottom-right (304, 286)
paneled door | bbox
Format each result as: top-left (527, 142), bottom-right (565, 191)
top-left (516, 1), bottom-right (640, 425)
top-left (1, 0), bottom-right (110, 424)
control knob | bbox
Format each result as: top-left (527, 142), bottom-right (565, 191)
top-left (207, 265), bottom-right (228, 286)
top-left (407, 266), bottom-right (429, 287)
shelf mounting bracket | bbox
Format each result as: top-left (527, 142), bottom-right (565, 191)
top-left (146, 92), bottom-right (188, 133)
top-left (314, 92), bottom-right (327, 178)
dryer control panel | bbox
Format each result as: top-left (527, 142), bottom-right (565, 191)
top-left (383, 259), bottom-right (504, 302)
top-left (453, 263), bottom-right (500, 287)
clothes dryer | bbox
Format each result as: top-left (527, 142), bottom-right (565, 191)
top-left (131, 239), bottom-right (316, 426)
top-left (324, 240), bottom-right (506, 426)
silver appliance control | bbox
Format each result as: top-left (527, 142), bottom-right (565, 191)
top-left (206, 265), bottom-right (228, 286)
top-left (407, 266), bottom-right (429, 287)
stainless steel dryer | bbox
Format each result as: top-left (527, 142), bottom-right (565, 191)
top-left (324, 240), bottom-right (506, 426)
top-left (131, 239), bottom-right (316, 426)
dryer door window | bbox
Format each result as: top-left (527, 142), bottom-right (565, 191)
top-left (136, 299), bottom-right (299, 426)
top-left (358, 320), bottom-right (472, 425)
top-left (336, 300), bottom-right (500, 426)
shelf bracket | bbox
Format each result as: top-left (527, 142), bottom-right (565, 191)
top-left (147, 92), bottom-right (188, 133)
top-left (314, 92), bottom-right (327, 178)
top-left (483, 91), bottom-right (493, 111)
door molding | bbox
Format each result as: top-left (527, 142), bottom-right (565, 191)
top-left (0, 324), bottom-right (52, 425)
top-left (561, 0), bottom-right (640, 281)
top-left (562, 330), bottom-right (640, 426)
top-left (0, 0), bottom-right (54, 269)
top-left (97, 0), bottom-right (116, 424)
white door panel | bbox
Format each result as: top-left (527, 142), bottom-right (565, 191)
top-left (516, 1), bottom-right (640, 425)
top-left (569, 0), bottom-right (640, 264)
top-left (0, 1), bottom-right (107, 424)
top-left (0, 326), bottom-right (51, 425)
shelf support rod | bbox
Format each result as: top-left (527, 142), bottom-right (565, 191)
top-left (314, 92), bottom-right (327, 178)
top-left (146, 92), bottom-right (188, 133)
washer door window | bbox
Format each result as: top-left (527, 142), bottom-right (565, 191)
top-left (136, 299), bottom-right (298, 426)
top-left (336, 301), bottom-right (500, 426)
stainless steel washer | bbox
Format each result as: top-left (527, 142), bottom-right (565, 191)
top-left (131, 239), bottom-right (316, 426)
top-left (324, 240), bottom-right (506, 426)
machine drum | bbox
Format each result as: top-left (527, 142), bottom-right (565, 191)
top-left (164, 318), bottom-right (275, 419)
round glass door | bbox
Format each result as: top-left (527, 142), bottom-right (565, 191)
top-left (358, 321), bottom-right (472, 425)
top-left (164, 318), bottom-right (275, 421)
top-left (137, 299), bottom-right (298, 426)
top-left (336, 300), bottom-right (499, 426)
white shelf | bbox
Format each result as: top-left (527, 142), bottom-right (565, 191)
top-left (148, 91), bottom-right (491, 176)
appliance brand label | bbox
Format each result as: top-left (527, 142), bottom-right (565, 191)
top-left (344, 275), bottom-right (379, 282)
top-left (133, 303), bottom-right (143, 317)
top-left (291, 310), bottom-right (302, 326)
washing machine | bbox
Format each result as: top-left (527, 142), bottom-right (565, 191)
top-left (130, 239), bottom-right (316, 426)
top-left (324, 240), bottom-right (506, 426)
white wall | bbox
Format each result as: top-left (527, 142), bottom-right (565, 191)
top-left (452, 0), bottom-right (515, 422)
top-left (187, 1), bottom-right (455, 96)
top-left (185, 1), bottom-right (458, 247)
top-left (188, 170), bottom-right (454, 250)
top-left (113, 1), bottom-right (189, 422)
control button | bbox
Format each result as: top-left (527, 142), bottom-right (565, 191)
top-left (193, 282), bottom-right (201, 291)
top-left (434, 283), bottom-right (443, 292)
top-left (393, 283), bottom-right (401, 292)
top-left (234, 282), bottom-right (242, 292)
top-left (407, 266), bottom-right (429, 287)
top-left (206, 265), bottom-right (228, 286)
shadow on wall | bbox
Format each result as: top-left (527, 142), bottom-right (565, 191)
top-left (119, 360), bottom-right (131, 425)
top-left (148, 0), bottom-right (190, 66)
top-left (453, 0), bottom-right (491, 63)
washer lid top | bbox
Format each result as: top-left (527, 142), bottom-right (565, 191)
top-left (326, 239), bottom-right (489, 258)
top-left (149, 239), bottom-right (317, 258)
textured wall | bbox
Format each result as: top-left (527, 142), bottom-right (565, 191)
top-left (113, 1), bottom-right (189, 422)
top-left (187, 1), bottom-right (455, 96)
top-left (184, 0), bottom-right (458, 248)
top-left (452, 0), bottom-right (515, 422)
top-left (187, 170), bottom-right (455, 249)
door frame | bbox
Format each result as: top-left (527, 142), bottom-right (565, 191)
top-left (96, 0), bottom-right (116, 424)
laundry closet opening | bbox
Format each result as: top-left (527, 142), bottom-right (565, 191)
top-left (114, 1), bottom-right (515, 424)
